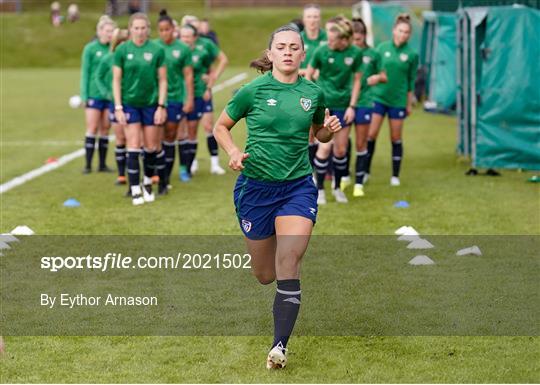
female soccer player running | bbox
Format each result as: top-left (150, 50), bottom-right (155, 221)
top-left (113, 13), bottom-right (167, 205)
top-left (214, 26), bottom-right (341, 369)
top-left (96, 28), bottom-right (129, 185)
top-left (80, 16), bottom-right (115, 174)
top-left (366, 14), bottom-right (418, 186)
top-left (351, 18), bottom-right (386, 197)
top-left (306, 17), bottom-right (362, 204)
top-left (156, 10), bottom-right (194, 192)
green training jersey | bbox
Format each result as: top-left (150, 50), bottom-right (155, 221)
top-left (196, 36), bottom-right (220, 67)
top-left (372, 40), bottom-right (419, 108)
top-left (225, 72), bottom-right (326, 182)
top-left (300, 28), bottom-right (327, 69)
top-left (356, 46), bottom-right (381, 108)
top-left (95, 52), bottom-right (113, 101)
top-left (189, 44), bottom-right (212, 98)
top-left (155, 39), bottom-right (192, 103)
top-left (113, 40), bottom-right (165, 107)
top-left (80, 39), bottom-right (110, 101)
top-left (310, 44), bottom-right (363, 109)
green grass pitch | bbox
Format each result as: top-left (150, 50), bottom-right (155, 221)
top-left (1, 67), bottom-right (538, 383)
top-left (1, 5), bottom-right (539, 381)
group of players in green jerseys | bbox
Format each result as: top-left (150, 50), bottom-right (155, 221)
top-left (298, 4), bottom-right (418, 204)
top-left (79, 5), bottom-right (417, 208)
top-left (80, 11), bottom-right (227, 205)
top-left (77, 3), bottom-right (419, 369)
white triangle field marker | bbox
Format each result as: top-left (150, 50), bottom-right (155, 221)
top-left (10, 226), bottom-right (35, 235)
top-left (407, 238), bottom-right (435, 249)
top-left (409, 255), bottom-right (435, 265)
top-left (456, 246), bottom-right (482, 256)
top-left (0, 233), bottom-right (19, 243)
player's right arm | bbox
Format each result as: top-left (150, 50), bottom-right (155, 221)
top-left (213, 83), bottom-right (253, 171)
top-left (213, 111), bottom-right (249, 171)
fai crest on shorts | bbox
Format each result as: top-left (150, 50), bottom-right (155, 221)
top-left (172, 50), bottom-right (180, 58)
top-left (241, 219), bottom-right (252, 233)
top-left (344, 57), bottom-right (354, 66)
top-left (143, 52), bottom-right (153, 61)
top-left (300, 98), bottom-right (312, 111)
top-left (363, 56), bottom-right (372, 64)
top-left (400, 53), bottom-right (409, 62)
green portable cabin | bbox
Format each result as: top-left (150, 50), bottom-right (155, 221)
top-left (457, 5), bottom-right (540, 170)
top-left (420, 11), bottom-right (457, 112)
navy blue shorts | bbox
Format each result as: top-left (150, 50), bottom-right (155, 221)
top-left (108, 102), bottom-right (116, 123)
top-left (167, 102), bottom-right (184, 123)
top-left (86, 98), bottom-right (109, 111)
top-left (202, 97), bottom-right (213, 113)
top-left (123, 105), bottom-right (158, 126)
top-left (355, 107), bottom-right (373, 125)
top-left (373, 101), bottom-right (407, 120)
top-left (329, 108), bottom-right (348, 127)
top-left (186, 97), bottom-right (205, 121)
top-left (233, 174), bottom-right (318, 240)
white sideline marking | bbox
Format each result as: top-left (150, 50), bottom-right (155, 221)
top-left (212, 72), bottom-right (248, 93)
top-left (0, 73), bottom-right (248, 195)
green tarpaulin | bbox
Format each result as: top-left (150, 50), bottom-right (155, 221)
top-left (457, 6), bottom-right (540, 170)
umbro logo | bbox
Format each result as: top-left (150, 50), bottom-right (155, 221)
top-left (267, 98), bottom-right (277, 106)
top-left (309, 207), bottom-right (317, 215)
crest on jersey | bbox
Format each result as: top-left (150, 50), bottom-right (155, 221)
top-left (300, 98), bottom-right (312, 112)
top-left (400, 53), bottom-right (409, 62)
top-left (363, 56), bottom-right (372, 64)
top-left (96, 51), bottom-right (102, 57)
top-left (384, 51), bottom-right (391, 57)
top-left (241, 219), bottom-right (252, 233)
top-left (344, 57), bottom-right (354, 66)
top-left (144, 52), bottom-right (153, 61)
top-left (172, 50), bottom-right (180, 58)
top-left (127, 53), bottom-right (134, 60)
top-left (328, 57), bottom-right (335, 64)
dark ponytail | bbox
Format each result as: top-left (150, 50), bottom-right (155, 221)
top-left (352, 17), bottom-right (367, 35)
top-left (249, 25), bottom-right (304, 73)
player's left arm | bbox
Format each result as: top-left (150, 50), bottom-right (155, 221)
top-left (155, 65), bottom-right (168, 125)
top-left (345, 72), bottom-right (362, 124)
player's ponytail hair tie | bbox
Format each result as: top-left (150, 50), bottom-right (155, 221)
top-left (250, 25), bottom-right (304, 74)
